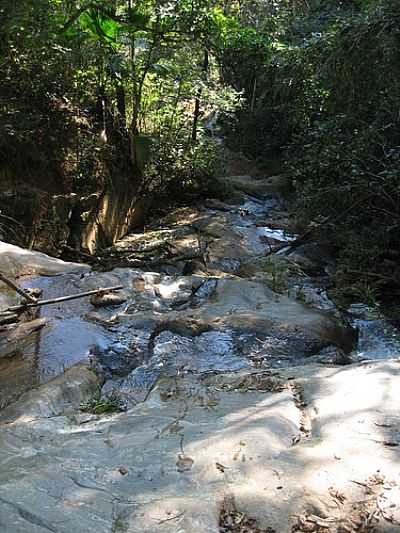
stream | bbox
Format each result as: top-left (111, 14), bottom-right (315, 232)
top-left (0, 178), bottom-right (399, 410)
top-left (1, 173), bottom-right (400, 533)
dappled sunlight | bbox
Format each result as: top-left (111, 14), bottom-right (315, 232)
top-left (311, 364), bottom-right (400, 437)
top-left (1, 360), bottom-right (400, 532)
top-left (1, 0), bottom-right (400, 531)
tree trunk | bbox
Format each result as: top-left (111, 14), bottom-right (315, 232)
top-left (191, 48), bottom-right (209, 143)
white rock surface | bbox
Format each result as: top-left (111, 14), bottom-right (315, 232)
top-left (0, 361), bottom-right (399, 532)
top-left (0, 241), bottom-right (89, 278)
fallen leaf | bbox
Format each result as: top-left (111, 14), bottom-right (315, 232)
top-left (176, 454), bottom-right (194, 473)
top-left (216, 462), bottom-right (227, 473)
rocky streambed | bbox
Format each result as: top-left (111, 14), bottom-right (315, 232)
top-left (0, 173), bottom-right (399, 532)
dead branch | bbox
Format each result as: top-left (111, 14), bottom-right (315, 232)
top-left (4, 285), bottom-right (123, 313)
top-left (0, 313), bottom-right (20, 326)
top-left (265, 193), bottom-right (375, 258)
top-left (0, 272), bottom-right (37, 303)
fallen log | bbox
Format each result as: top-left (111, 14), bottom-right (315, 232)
top-left (4, 285), bottom-right (124, 313)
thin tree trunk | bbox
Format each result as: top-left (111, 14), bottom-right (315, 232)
top-left (191, 48), bottom-right (209, 143)
top-left (250, 77), bottom-right (257, 113)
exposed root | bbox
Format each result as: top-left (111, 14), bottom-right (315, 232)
top-left (288, 381), bottom-right (312, 444)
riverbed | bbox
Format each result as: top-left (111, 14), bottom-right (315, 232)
top-left (0, 173), bottom-right (399, 533)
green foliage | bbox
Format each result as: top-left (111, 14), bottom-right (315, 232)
top-left (3, 0), bottom-right (398, 302)
top-left (80, 388), bottom-right (123, 415)
top-left (261, 257), bottom-right (289, 293)
top-left (0, 1), bottom-right (77, 181)
top-left (142, 135), bottom-right (225, 201)
top-left (287, 1), bottom-right (400, 297)
top-left (210, 7), bottom-right (271, 94)
top-left (0, 0), bottom-right (240, 195)
top-left (221, 0), bottom-right (400, 301)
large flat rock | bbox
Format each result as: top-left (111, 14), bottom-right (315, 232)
top-left (0, 361), bottom-right (399, 532)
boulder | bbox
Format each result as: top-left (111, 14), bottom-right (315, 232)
top-left (192, 278), bottom-right (355, 352)
top-left (218, 174), bottom-right (291, 198)
top-left (0, 241), bottom-right (88, 279)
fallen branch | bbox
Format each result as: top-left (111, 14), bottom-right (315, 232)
top-left (0, 272), bottom-right (37, 303)
top-left (61, 245), bottom-right (101, 264)
top-left (265, 193), bottom-right (374, 257)
top-left (344, 269), bottom-right (397, 282)
top-left (106, 252), bottom-right (204, 270)
top-left (0, 312), bottom-right (20, 326)
top-left (5, 285), bottom-right (124, 313)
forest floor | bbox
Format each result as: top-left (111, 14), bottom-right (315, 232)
top-left (0, 170), bottom-right (399, 532)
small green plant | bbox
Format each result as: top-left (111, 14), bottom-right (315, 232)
top-left (351, 282), bottom-right (380, 309)
top-left (262, 257), bottom-right (289, 293)
top-left (80, 388), bottom-right (123, 415)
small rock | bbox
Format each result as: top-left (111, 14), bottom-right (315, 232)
top-left (90, 292), bottom-right (127, 307)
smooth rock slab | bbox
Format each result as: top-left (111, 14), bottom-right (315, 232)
top-left (0, 366), bottom-right (299, 533)
top-left (192, 278), bottom-right (355, 352)
top-left (1, 361), bottom-right (400, 532)
top-left (0, 241), bottom-right (89, 278)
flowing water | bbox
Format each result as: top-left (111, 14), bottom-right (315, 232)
top-left (349, 304), bottom-right (400, 360)
top-left (0, 190), bottom-right (399, 410)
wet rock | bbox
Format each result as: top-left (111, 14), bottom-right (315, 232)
top-left (350, 313), bottom-right (400, 361)
top-left (288, 284), bottom-right (336, 311)
top-left (348, 303), bottom-right (379, 320)
top-left (257, 225), bottom-right (296, 244)
top-left (306, 345), bottom-right (356, 365)
top-left (288, 243), bottom-right (335, 276)
top-left (91, 327), bottom-right (152, 377)
top-left (0, 363), bottom-right (99, 423)
top-left (152, 318), bottom-right (211, 340)
top-left (192, 278), bottom-right (218, 306)
top-left (90, 291), bottom-right (127, 307)
top-left (102, 365), bottom-right (160, 407)
top-left (152, 329), bottom-right (248, 374)
top-left (238, 330), bottom-right (329, 367)
top-left (202, 369), bottom-right (285, 393)
top-left (0, 318), bottom-right (47, 359)
top-left (193, 278), bottom-right (353, 352)
top-left (154, 277), bottom-right (193, 308)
